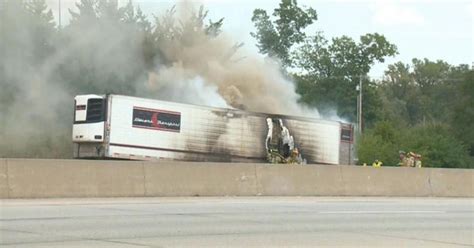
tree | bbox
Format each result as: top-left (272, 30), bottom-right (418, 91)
top-left (251, 1), bottom-right (397, 124)
top-left (251, 0), bottom-right (317, 66)
top-left (294, 34), bottom-right (397, 123)
top-left (357, 122), bottom-right (471, 168)
top-left (69, 0), bottom-right (99, 25)
top-left (400, 124), bottom-right (471, 168)
top-left (0, 0), bottom-right (57, 110)
top-left (0, 0), bottom-right (73, 158)
top-left (25, 0), bottom-right (56, 63)
top-left (63, 0), bottom-right (148, 95)
top-left (295, 33), bottom-right (397, 79)
top-left (357, 121), bottom-right (401, 166)
top-left (0, 1), bottom-right (27, 114)
top-left (452, 70), bottom-right (474, 156)
top-left (378, 59), bottom-right (470, 125)
top-left (362, 60), bottom-right (473, 168)
top-left (377, 62), bottom-right (420, 125)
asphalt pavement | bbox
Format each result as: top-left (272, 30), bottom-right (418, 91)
top-left (1, 197), bottom-right (473, 247)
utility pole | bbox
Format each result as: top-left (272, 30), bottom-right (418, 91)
top-left (354, 75), bottom-right (363, 165)
top-left (356, 75), bottom-right (363, 135)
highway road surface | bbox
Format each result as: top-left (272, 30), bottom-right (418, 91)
top-left (1, 197), bottom-right (473, 247)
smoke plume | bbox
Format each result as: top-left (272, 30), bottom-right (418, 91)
top-left (140, 4), bottom-right (314, 116)
top-left (0, 1), bottom-right (319, 158)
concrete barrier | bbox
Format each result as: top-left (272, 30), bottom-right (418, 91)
top-left (0, 159), bottom-right (472, 198)
top-left (339, 166), bottom-right (432, 197)
top-left (429, 168), bottom-right (474, 197)
top-left (144, 162), bottom-right (257, 196)
top-left (256, 164), bottom-right (344, 196)
top-left (6, 159), bottom-right (144, 198)
top-left (0, 159), bottom-right (8, 198)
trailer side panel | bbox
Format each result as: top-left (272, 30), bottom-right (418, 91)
top-left (104, 95), bottom-right (347, 164)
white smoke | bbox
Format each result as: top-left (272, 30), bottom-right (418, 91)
top-left (144, 68), bottom-right (229, 108)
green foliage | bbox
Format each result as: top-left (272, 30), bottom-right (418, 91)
top-left (296, 34), bottom-right (397, 77)
top-left (378, 59), bottom-right (470, 125)
top-left (364, 60), bottom-right (473, 168)
top-left (357, 121), bottom-right (400, 166)
top-left (358, 122), bottom-right (471, 168)
top-left (251, 1), bottom-right (397, 123)
top-left (400, 125), bottom-right (470, 168)
top-left (451, 71), bottom-right (474, 156)
top-left (251, 0), bottom-right (317, 66)
top-left (294, 33), bottom-right (397, 123)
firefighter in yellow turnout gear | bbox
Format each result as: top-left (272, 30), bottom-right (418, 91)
top-left (372, 160), bottom-right (383, 168)
top-left (409, 152), bottom-right (422, 168)
top-left (399, 151), bottom-right (422, 167)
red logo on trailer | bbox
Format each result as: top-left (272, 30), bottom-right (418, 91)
top-left (132, 107), bottom-right (181, 132)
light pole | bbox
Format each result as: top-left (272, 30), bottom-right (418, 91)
top-left (358, 75), bottom-right (363, 134)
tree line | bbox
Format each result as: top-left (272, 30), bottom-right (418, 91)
top-left (0, 0), bottom-right (472, 168)
top-left (252, 0), bottom-right (473, 168)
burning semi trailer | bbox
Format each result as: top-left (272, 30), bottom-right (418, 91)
top-left (72, 94), bottom-right (354, 165)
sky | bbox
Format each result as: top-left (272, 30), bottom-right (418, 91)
top-left (46, 0), bottom-right (473, 78)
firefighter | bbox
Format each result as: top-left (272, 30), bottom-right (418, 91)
top-left (413, 153), bottom-right (422, 168)
top-left (286, 148), bottom-right (300, 164)
top-left (415, 157), bottom-right (422, 168)
top-left (399, 151), bottom-right (409, 167)
top-left (372, 160), bottom-right (382, 168)
top-left (407, 152), bottom-right (416, 167)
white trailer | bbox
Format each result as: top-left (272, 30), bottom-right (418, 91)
top-left (73, 94), bottom-right (354, 164)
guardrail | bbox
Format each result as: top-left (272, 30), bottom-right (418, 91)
top-left (0, 159), bottom-right (472, 198)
